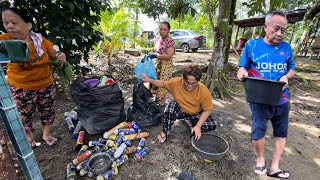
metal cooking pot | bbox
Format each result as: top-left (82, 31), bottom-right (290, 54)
top-left (88, 152), bottom-right (112, 176)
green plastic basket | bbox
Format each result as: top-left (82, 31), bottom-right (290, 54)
top-left (0, 40), bottom-right (29, 63)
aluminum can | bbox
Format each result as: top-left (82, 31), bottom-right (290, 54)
top-left (77, 145), bottom-right (88, 156)
top-left (105, 140), bottom-right (116, 147)
top-left (65, 117), bottom-right (75, 132)
top-left (123, 146), bottom-right (137, 155)
top-left (97, 167), bottom-right (118, 180)
top-left (106, 147), bottom-right (116, 157)
top-left (64, 111), bottom-right (78, 120)
top-left (134, 147), bottom-right (149, 160)
top-left (66, 163), bottom-right (76, 180)
top-left (103, 121), bottom-right (127, 139)
top-left (76, 131), bottom-right (85, 150)
top-left (131, 121), bottom-right (141, 131)
top-left (114, 128), bottom-right (139, 135)
top-left (137, 138), bottom-right (146, 150)
top-left (88, 141), bottom-right (105, 147)
top-left (112, 154), bottom-right (128, 167)
top-left (72, 121), bottom-right (82, 139)
top-left (114, 135), bottom-right (123, 146)
top-left (123, 132), bottom-right (149, 141)
top-left (113, 142), bottom-right (127, 159)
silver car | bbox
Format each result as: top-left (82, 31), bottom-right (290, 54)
top-left (169, 29), bottom-right (206, 52)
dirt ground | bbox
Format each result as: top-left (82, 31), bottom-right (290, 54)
top-left (29, 50), bottom-right (320, 180)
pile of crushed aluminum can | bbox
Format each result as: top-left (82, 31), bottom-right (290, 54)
top-left (64, 111), bottom-right (150, 180)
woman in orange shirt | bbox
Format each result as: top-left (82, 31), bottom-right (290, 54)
top-left (1, 8), bottom-right (66, 147)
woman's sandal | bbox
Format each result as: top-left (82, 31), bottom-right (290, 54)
top-left (29, 139), bottom-right (41, 149)
top-left (43, 136), bottom-right (58, 146)
top-left (157, 131), bottom-right (167, 143)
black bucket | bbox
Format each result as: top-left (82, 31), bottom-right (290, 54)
top-left (243, 76), bottom-right (286, 106)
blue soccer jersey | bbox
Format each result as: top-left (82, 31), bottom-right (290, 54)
top-left (239, 38), bottom-right (295, 105)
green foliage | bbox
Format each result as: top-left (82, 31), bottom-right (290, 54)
top-left (0, 0), bottom-right (109, 75)
top-left (284, 0), bottom-right (315, 10)
top-left (137, 0), bottom-right (167, 20)
top-left (134, 0), bottom-right (199, 21)
top-left (50, 59), bottom-right (73, 85)
top-left (96, 8), bottom-right (141, 52)
top-left (242, 0), bottom-right (287, 17)
top-left (167, 0), bottom-right (199, 19)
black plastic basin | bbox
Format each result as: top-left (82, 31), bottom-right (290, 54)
top-left (243, 76), bottom-right (286, 106)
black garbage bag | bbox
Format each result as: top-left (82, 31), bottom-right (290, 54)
top-left (70, 77), bottom-right (126, 134)
top-left (127, 83), bottom-right (163, 128)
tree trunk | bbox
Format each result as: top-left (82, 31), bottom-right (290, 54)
top-left (203, 0), bottom-right (236, 99)
top-left (294, 2), bottom-right (320, 57)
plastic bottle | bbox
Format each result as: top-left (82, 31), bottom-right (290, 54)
top-left (64, 111), bottom-right (78, 120)
top-left (134, 147), bottom-right (149, 161)
top-left (66, 163), bottom-right (76, 180)
top-left (72, 121), bottom-right (82, 139)
top-left (123, 132), bottom-right (150, 141)
top-left (137, 138), bottom-right (146, 150)
top-left (65, 117), bottom-right (75, 132)
top-left (103, 121), bottom-right (127, 139)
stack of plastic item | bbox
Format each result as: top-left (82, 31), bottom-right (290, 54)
top-left (66, 121), bottom-right (150, 180)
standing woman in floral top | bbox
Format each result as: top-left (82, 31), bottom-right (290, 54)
top-left (148, 22), bottom-right (175, 106)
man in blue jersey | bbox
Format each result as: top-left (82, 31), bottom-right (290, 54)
top-left (237, 10), bottom-right (295, 179)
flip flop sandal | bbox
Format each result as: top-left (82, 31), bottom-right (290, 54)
top-left (267, 170), bottom-right (290, 179)
top-left (29, 139), bottom-right (41, 149)
top-left (43, 136), bottom-right (58, 146)
top-left (157, 132), bottom-right (167, 143)
top-left (254, 166), bottom-right (267, 175)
